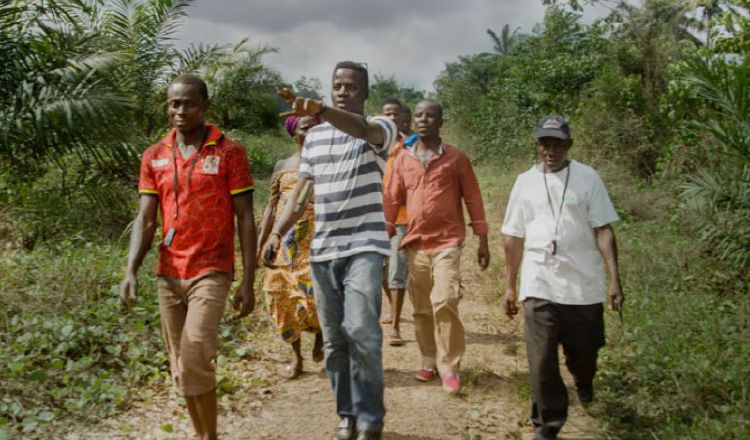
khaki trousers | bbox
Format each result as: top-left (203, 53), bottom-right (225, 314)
top-left (157, 271), bottom-right (230, 396)
top-left (406, 247), bottom-right (464, 375)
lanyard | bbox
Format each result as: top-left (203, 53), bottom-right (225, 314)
top-left (542, 161), bottom-right (571, 255)
top-left (171, 128), bottom-right (210, 220)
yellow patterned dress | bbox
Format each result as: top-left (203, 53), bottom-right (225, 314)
top-left (263, 169), bottom-right (320, 343)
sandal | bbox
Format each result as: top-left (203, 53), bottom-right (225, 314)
top-left (387, 331), bottom-right (404, 346)
top-left (281, 362), bottom-right (302, 380)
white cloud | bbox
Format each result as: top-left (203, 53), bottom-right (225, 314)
top-left (175, 0), bottom-right (611, 99)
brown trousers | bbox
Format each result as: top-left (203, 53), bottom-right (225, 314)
top-left (157, 272), bottom-right (230, 396)
top-left (523, 297), bottom-right (605, 440)
top-left (406, 247), bottom-right (464, 375)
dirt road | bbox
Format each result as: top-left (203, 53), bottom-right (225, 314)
top-left (58, 165), bottom-right (605, 440)
top-left (64, 244), bottom-right (603, 439)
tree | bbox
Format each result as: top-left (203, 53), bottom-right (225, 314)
top-left (487, 24), bottom-right (523, 55)
top-left (365, 74), bottom-right (425, 114)
top-left (293, 76), bottom-right (324, 100)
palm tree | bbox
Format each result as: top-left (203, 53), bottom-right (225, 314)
top-left (0, 0), bottom-right (133, 175)
top-left (487, 24), bottom-right (523, 55)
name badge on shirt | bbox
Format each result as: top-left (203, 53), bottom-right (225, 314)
top-left (151, 158), bottom-right (169, 168)
top-left (202, 155), bottom-right (220, 174)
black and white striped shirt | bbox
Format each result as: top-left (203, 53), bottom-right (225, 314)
top-left (298, 116), bottom-right (398, 262)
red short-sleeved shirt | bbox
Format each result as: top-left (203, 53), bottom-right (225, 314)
top-left (138, 124), bottom-right (254, 279)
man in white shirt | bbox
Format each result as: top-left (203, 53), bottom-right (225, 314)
top-left (501, 115), bottom-right (624, 440)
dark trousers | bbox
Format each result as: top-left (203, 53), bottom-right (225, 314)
top-left (523, 297), bottom-right (605, 440)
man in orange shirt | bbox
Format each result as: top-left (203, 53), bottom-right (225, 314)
top-left (120, 74), bottom-right (256, 440)
top-left (380, 97), bottom-right (410, 346)
top-left (384, 99), bottom-right (490, 394)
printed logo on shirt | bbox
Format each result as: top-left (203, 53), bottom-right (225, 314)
top-left (565, 192), bottom-right (579, 205)
top-left (151, 158), bottom-right (169, 168)
top-left (201, 155), bottom-right (220, 174)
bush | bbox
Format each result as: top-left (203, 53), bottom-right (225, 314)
top-left (0, 243), bottom-right (164, 436)
top-left (599, 220), bottom-right (750, 439)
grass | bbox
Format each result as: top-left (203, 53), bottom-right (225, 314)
top-left (0, 129), bottom-right (290, 438)
top-left (1, 125), bottom-right (749, 438)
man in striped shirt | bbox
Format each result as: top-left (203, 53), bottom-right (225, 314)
top-left (263, 61), bottom-right (397, 440)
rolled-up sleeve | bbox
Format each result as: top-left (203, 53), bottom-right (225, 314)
top-left (459, 155), bottom-right (488, 235)
top-left (383, 153), bottom-right (405, 229)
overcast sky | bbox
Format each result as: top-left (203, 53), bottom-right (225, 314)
top-left (175, 1), bottom-right (613, 97)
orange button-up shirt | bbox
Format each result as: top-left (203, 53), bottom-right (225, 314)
top-left (138, 124), bottom-right (254, 279)
top-left (382, 136), bottom-right (407, 225)
top-left (383, 143), bottom-right (488, 254)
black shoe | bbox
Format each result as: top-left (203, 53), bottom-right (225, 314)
top-left (577, 383), bottom-right (594, 404)
top-left (332, 416), bottom-right (357, 440)
top-left (356, 431), bottom-right (382, 440)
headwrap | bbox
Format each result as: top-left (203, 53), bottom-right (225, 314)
top-left (284, 114), bottom-right (321, 138)
top-left (284, 116), bottom-right (300, 138)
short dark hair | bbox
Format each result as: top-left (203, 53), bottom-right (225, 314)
top-left (381, 97), bottom-right (404, 110)
top-left (334, 61), bottom-right (369, 90)
top-left (169, 73), bottom-right (209, 101)
top-left (417, 99), bottom-right (443, 118)
top-left (402, 106), bottom-right (412, 116)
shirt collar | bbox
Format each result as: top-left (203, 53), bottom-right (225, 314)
top-left (161, 124), bottom-right (222, 148)
top-left (406, 142), bottom-right (444, 156)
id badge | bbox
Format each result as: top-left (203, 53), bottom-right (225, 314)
top-left (164, 227), bottom-right (176, 246)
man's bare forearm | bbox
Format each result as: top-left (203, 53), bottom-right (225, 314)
top-left (595, 224), bottom-right (621, 283)
top-left (320, 106), bottom-right (386, 145)
top-left (503, 235), bottom-right (524, 291)
top-left (125, 196), bottom-right (158, 276)
top-left (272, 177), bottom-right (311, 237)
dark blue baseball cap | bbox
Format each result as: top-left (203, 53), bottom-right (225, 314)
top-left (533, 115), bottom-right (571, 140)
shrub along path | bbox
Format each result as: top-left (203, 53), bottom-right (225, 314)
top-left (55, 164), bottom-right (607, 439)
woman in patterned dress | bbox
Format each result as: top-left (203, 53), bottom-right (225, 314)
top-left (257, 115), bottom-right (322, 379)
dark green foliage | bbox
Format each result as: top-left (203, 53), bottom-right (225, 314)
top-left (435, 7), bottom-right (607, 160)
top-left (208, 45), bottom-right (285, 132)
top-left (365, 74), bottom-right (425, 115)
top-left (599, 220), bottom-right (750, 439)
top-left (679, 55), bottom-right (750, 270)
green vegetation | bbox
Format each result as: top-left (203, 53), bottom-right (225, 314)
top-left (434, 1), bottom-right (750, 437)
top-left (1, 0), bottom-right (749, 438)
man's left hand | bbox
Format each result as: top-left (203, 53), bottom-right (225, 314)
top-left (608, 280), bottom-right (624, 312)
top-left (278, 88), bottom-right (323, 117)
top-left (477, 241), bottom-right (490, 271)
top-left (233, 281), bottom-right (255, 319)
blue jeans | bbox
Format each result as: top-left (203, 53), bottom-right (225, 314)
top-left (310, 252), bottom-right (385, 432)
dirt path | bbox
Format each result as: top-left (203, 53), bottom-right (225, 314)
top-left (60, 241), bottom-right (604, 440)
top-left (57, 165), bottom-right (606, 440)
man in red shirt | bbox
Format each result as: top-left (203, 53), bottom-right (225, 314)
top-left (120, 74), bottom-right (256, 440)
top-left (384, 99), bottom-right (490, 394)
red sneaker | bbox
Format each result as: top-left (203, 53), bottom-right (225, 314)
top-left (414, 367), bottom-right (437, 382)
top-left (441, 372), bottom-right (461, 394)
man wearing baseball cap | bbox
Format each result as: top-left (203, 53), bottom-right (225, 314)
top-left (501, 115), bottom-right (624, 440)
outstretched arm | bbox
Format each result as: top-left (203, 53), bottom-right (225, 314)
top-left (278, 88), bottom-right (394, 148)
top-left (120, 195), bottom-right (159, 308)
top-left (595, 224), bottom-right (623, 312)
